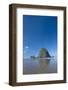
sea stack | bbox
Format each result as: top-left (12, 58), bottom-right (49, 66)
top-left (39, 48), bottom-right (50, 58)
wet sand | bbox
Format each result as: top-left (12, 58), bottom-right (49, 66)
top-left (23, 58), bottom-right (57, 75)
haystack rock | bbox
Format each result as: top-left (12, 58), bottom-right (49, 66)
top-left (39, 48), bottom-right (50, 58)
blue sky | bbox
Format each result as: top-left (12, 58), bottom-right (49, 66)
top-left (23, 15), bottom-right (57, 58)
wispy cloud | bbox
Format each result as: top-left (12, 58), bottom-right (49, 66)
top-left (25, 46), bottom-right (29, 49)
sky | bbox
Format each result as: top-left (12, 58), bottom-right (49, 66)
top-left (23, 15), bottom-right (57, 58)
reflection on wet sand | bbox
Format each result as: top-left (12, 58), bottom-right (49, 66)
top-left (23, 58), bottom-right (57, 75)
top-left (39, 59), bottom-right (50, 65)
top-left (38, 59), bottom-right (50, 73)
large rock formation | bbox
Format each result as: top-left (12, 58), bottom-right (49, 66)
top-left (39, 48), bottom-right (50, 58)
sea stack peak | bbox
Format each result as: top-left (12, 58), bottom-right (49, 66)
top-left (39, 48), bottom-right (50, 58)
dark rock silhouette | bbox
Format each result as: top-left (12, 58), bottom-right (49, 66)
top-left (30, 56), bottom-right (36, 59)
top-left (39, 48), bottom-right (50, 58)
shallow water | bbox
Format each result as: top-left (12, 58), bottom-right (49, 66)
top-left (23, 58), bottom-right (57, 75)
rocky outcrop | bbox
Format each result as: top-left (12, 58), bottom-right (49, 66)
top-left (39, 48), bottom-right (50, 58)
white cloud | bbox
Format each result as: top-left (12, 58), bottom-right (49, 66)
top-left (25, 46), bottom-right (29, 49)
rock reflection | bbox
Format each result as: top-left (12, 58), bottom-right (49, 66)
top-left (39, 58), bottom-right (50, 64)
top-left (38, 59), bottom-right (50, 72)
top-left (23, 58), bottom-right (57, 74)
